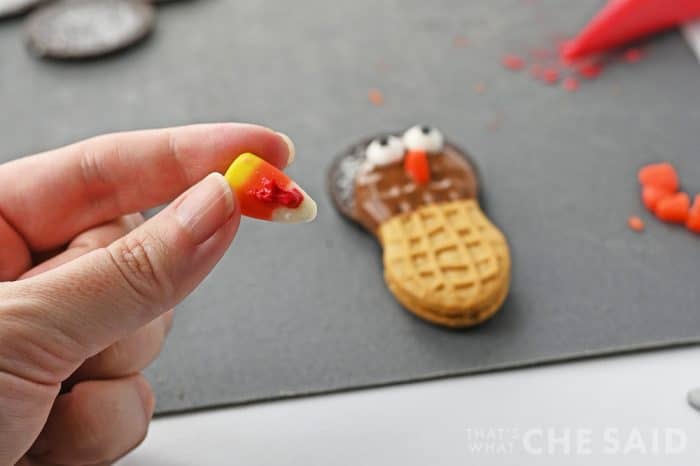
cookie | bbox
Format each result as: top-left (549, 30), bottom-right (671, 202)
top-left (328, 125), bottom-right (510, 328)
top-left (26, 0), bottom-right (155, 59)
top-left (0, 0), bottom-right (44, 19)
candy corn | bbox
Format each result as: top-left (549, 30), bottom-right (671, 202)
top-left (224, 153), bottom-right (317, 223)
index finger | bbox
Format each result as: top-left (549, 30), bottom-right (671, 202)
top-left (0, 123), bottom-right (293, 251)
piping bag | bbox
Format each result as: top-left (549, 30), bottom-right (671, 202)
top-left (563, 0), bottom-right (700, 60)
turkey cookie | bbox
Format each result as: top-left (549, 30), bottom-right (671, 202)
top-left (328, 125), bottom-right (510, 328)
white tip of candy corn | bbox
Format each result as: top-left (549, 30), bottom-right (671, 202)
top-left (271, 184), bottom-right (318, 223)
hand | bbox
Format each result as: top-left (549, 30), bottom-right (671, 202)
top-left (0, 123), bottom-right (293, 465)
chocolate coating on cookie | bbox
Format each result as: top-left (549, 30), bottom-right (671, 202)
top-left (328, 127), bottom-right (481, 234)
top-left (354, 145), bottom-right (478, 233)
top-left (328, 129), bottom-right (480, 234)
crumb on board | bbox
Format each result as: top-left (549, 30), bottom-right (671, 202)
top-left (376, 61), bottom-right (391, 73)
top-left (368, 88), bottom-right (384, 106)
top-left (623, 47), bottom-right (644, 63)
top-left (486, 114), bottom-right (504, 132)
top-left (453, 36), bottom-right (469, 48)
top-left (627, 216), bottom-right (645, 232)
top-left (541, 68), bottom-right (560, 84)
top-left (498, 21), bottom-right (648, 94)
top-left (529, 64), bottom-right (543, 78)
top-left (473, 82), bottom-right (487, 94)
top-left (577, 61), bottom-right (603, 79)
top-left (562, 76), bottom-right (579, 92)
top-left (502, 54), bottom-right (525, 71)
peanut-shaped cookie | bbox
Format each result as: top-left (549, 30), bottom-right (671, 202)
top-left (329, 125), bottom-right (510, 328)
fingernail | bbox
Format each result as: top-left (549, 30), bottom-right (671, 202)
top-left (277, 132), bottom-right (295, 165)
top-left (174, 173), bottom-right (235, 244)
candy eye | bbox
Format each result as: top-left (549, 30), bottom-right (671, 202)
top-left (365, 135), bottom-right (405, 166)
top-left (402, 125), bottom-right (444, 154)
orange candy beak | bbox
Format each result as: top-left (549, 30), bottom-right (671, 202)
top-left (404, 150), bottom-right (431, 185)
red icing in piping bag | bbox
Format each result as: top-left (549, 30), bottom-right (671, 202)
top-left (563, 0), bottom-right (700, 60)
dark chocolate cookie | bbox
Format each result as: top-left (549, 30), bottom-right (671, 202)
top-left (0, 0), bottom-right (44, 19)
top-left (26, 0), bottom-right (155, 59)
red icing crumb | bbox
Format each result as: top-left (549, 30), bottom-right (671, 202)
top-left (627, 216), bottom-right (645, 232)
top-left (486, 114), bottom-right (504, 132)
top-left (250, 177), bottom-right (303, 208)
top-left (473, 82), bottom-right (487, 94)
top-left (529, 48), bottom-right (552, 60)
top-left (368, 88), bottom-right (384, 106)
top-left (529, 64), bottom-right (544, 78)
top-left (623, 48), bottom-right (644, 63)
top-left (562, 76), bottom-right (579, 92)
top-left (655, 192), bottom-right (690, 224)
top-left (541, 68), bottom-right (560, 84)
top-left (577, 62), bottom-right (603, 79)
top-left (502, 54), bottom-right (525, 70)
top-left (376, 61), bottom-right (391, 73)
top-left (453, 36), bottom-right (469, 48)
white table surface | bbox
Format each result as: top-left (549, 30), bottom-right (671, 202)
top-left (119, 27), bottom-right (700, 466)
top-left (119, 345), bottom-right (700, 465)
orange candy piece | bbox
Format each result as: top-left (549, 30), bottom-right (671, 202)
top-left (655, 192), bottom-right (690, 224)
top-left (404, 150), bottom-right (431, 185)
top-left (636, 162), bottom-right (698, 236)
top-left (627, 216), bottom-right (645, 232)
top-left (368, 88), bottom-right (384, 106)
top-left (641, 185), bottom-right (672, 212)
top-left (637, 162), bottom-right (679, 192)
top-left (686, 195), bottom-right (700, 234)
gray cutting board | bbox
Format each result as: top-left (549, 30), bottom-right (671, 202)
top-left (1, 0), bottom-right (699, 415)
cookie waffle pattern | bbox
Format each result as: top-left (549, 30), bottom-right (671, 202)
top-left (386, 271), bottom-right (509, 327)
top-left (380, 199), bottom-right (510, 327)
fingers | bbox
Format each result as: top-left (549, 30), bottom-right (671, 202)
top-left (0, 123), bottom-right (293, 251)
top-left (18, 213), bottom-right (171, 381)
top-left (20, 213), bottom-right (144, 279)
top-left (0, 370), bottom-right (59, 466)
top-left (0, 215), bottom-right (31, 281)
top-left (5, 173), bottom-right (239, 381)
top-left (70, 310), bottom-right (173, 382)
top-left (28, 374), bottom-right (155, 465)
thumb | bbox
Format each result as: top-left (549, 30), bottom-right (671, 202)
top-left (5, 173), bottom-right (239, 376)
